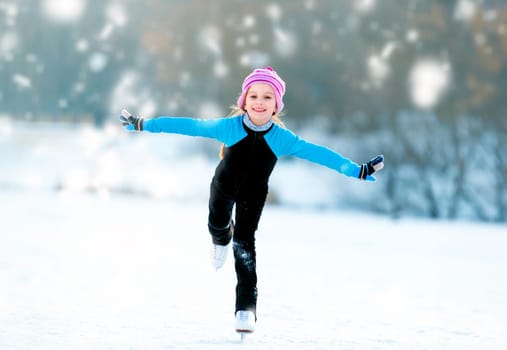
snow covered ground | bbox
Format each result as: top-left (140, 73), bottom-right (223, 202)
top-left (1, 120), bottom-right (506, 349)
top-left (1, 190), bottom-right (506, 350)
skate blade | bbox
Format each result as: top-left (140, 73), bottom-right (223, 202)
top-left (235, 329), bottom-right (254, 333)
top-left (237, 331), bottom-right (251, 343)
top-left (236, 327), bottom-right (254, 343)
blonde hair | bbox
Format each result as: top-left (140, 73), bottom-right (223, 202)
top-left (219, 106), bottom-right (285, 159)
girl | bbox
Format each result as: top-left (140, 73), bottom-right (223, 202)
top-left (119, 66), bottom-right (384, 334)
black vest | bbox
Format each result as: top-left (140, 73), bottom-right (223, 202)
top-left (212, 122), bottom-right (277, 199)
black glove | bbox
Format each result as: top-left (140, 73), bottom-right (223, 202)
top-left (358, 155), bottom-right (384, 180)
top-left (119, 109), bottom-right (144, 131)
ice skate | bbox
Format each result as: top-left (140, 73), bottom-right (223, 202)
top-left (211, 242), bottom-right (230, 270)
top-left (235, 310), bottom-right (255, 334)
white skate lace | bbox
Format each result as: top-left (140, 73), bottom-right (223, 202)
top-left (213, 244), bottom-right (222, 258)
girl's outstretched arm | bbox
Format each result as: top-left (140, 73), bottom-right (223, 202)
top-left (119, 109), bottom-right (246, 146)
top-left (120, 109), bottom-right (224, 138)
top-left (265, 126), bottom-right (384, 181)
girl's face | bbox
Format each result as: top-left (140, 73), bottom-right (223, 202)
top-left (243, 83), bottom-right (277, 126)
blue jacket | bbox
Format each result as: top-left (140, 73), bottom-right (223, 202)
top-left (142, 114), bottom-right (373, 181)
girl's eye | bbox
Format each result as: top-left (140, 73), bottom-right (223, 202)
top-left (265, 96), bottom-right (272, 99)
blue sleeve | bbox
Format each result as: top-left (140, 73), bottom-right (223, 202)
top-left (142, 115), bottom-right (246, 147)
top-left (265, 125), bottom-right (363, 179)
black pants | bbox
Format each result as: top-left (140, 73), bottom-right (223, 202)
top-left (208, 179), bottom-right (267, 317)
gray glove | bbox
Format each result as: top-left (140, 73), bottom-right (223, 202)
top-left (119, 109), bottom-right (143, 131)
top-left (358, 155), bottom-right (384, 180)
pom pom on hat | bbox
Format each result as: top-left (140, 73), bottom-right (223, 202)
top-left (237, 66), bottom-right (286, 115)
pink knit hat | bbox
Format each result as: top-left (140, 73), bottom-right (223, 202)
top-left (237, 66), bottom-right (286, 115)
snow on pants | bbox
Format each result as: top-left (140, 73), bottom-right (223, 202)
top-left (208, 179), bottom-right (267, 318)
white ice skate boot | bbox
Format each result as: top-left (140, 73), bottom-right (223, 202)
top-left (211, 243), bottom-right (230, 270)
top-left (235, 310), bottom-right (256, 333)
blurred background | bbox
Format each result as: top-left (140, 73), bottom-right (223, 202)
top-left (1, 0), bottom-right (506, 222)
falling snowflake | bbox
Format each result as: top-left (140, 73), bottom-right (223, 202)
top-left (409, 59), bottom-right (452, 109)
top-left (13, 74), bottom-right (32, 89)
top-left (41, 0), bottom-right (86, 23)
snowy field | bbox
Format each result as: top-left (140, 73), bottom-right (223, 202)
top-left (1, 190), bottom-right (506, 350)
top-left (1, 120), bottom-right (506, 349)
